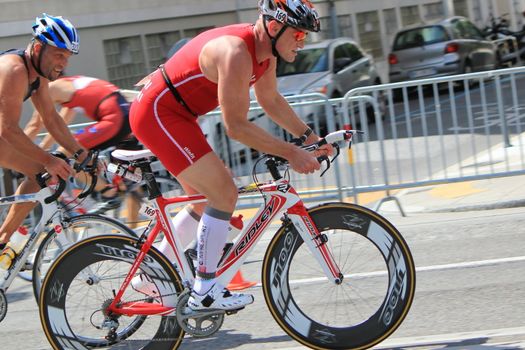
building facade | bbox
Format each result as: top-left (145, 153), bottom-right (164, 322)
top-left (2, 0), bottom-right (525, 122)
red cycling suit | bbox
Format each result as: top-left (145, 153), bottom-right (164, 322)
top-left (130, 24), bottom-right (270, 176)
top-left (61, 76), bottom-right (131, 150)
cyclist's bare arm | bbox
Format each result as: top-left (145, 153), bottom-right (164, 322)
top-left (38, 107), bottom-right (75, 150)
top-left (203, 36), bottom-right (319, 174)
top-left (254, 61), bottom-right (333, 156)
top-left (31, 80), bottom-right (87, 162)
top-left (25, 80), bottom-right (76, 149)
top-left (0, 59), bottom-right (64, 174)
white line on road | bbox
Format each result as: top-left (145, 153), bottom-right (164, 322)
top-left (251, 255), bottom-right (525, 287)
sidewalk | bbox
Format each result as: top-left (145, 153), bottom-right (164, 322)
top-left (375, 175), bottom-right (525, 214)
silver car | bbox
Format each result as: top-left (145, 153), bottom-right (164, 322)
top-left (389, 16), bottom-right (497, 83)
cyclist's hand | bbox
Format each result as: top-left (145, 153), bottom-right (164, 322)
top-left (75, 148), bottom-right (89, 164)
top-left (288, 147), bottom-right (321, 174)
top-left (314, 142), bottom-right (334, 158)
top-left (44, 155), bottom-right (73, 182)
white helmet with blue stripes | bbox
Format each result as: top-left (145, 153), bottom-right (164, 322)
top-left (32, 13), bottom-right (79, 54)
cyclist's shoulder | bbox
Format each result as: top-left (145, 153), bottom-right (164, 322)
top-left (0, 57), bottom-right (28, 93)
top-left (0, 53), bottom-right (25, 75)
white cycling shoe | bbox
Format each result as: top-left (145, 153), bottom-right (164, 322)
top-left (131, 273), bottom-right (160, 300)
top-left (188, 284), bottom-right (254, 311)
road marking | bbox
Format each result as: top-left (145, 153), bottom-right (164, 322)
top-left (248, 255), bottom-right (525, 288)
top-left (429, 181), bottom-right (485, 199)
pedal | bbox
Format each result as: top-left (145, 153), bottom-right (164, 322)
top-left (225, 306), bottom-right (245, 315)
top-left (20, 261), bottom-right (33, 271)
top-left (175, 289), bottom-right (225, 338)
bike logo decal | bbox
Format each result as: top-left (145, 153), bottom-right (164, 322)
top-left (161, 317), bottom-right (179, 335)
top-left (49, 279), bottom-right (65, 304)
top-left (381, 267), bottom-right (406, 326)
top-left (234, 197), bottom-right (277, 256)
top-left (95, 243), bottom-right (155, 264)
top-left (269, 230), bottom-right (315, 336)
top-left (54, 225), bottom-right (62, 234)
top-left (277, 184), bottom-right (290, 193)
top-left (367, 221), bottom-right (409, 326)
top-left (342, 214), bottom-right (367, 230)
top-left (313, 328), bottom-right (337, 344)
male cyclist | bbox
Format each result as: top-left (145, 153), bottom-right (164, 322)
top-left (0, 14), bottom-right (87, 250)
top-left (24, 75), bottom-right (132, 212)
top-left (130, 0), bottom-right (331, 311)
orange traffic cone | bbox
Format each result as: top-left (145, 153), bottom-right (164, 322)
top-left (227, 270), bottom-right (257, 291)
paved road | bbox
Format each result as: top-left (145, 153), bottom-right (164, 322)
top-left (1, 207), bottom-right (524, 349)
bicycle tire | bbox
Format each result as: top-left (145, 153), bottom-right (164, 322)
top-left (39, 235), bottom-right (185, 349)
top-left (31, 214), bottom-right (138, 302)
top-left (261, 202), bottom-right (416, 350)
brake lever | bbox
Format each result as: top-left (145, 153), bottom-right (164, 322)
top-left (318, 156), bottom-right (330, 177)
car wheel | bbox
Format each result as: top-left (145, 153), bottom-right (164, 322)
top-left (457, 61), bottom-right (475, 90)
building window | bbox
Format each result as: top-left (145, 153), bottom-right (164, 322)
top-left (318, 17), bottom-right (333, 40)
top-left (104, 36), bottom-right (146, 89)
top-left (424, 2), bottom-right (444, 21)
top-left (356, 11), bottom-right (382, 58)
top-left (319, 15), bottom-right (353, 40)
top-left (338, 15), bottom-right (354, 38)
top-left (401, 6), bottom-right (421, 27)
top-left (146, 31), bottom-right (181, 72)
top-left (454, 0), bottom-right (469, 18)
top-left (182, 26), bottom-right (214, 38)
top-left (471, 0), bottom-right (483, 24)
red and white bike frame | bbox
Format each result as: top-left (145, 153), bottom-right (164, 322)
top-left (109, 177), bottom-right (343, 316)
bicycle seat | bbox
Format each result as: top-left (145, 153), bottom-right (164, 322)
top-left (111, 149), bottom-right (155, 161)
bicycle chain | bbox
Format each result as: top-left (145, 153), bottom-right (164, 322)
top-left (100, 291), bottom-right (185, 344)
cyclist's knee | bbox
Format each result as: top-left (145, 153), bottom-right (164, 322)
top-left (208, 184), bottom-right (237, 212)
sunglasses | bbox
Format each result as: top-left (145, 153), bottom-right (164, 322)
top-left (293, 29), bottom-right (308, 41)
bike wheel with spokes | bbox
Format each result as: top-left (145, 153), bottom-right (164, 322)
top-left (31, 214), bottom-right (138, 302)
top-left (262, 202), bottom-right (416, 350)
top-left (39, 235), bottom-right (185, 349)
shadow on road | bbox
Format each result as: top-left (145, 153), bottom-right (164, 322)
top-left (388, 336), bottom-right (523, 349)
top-left (180, 329), bottom-right (292, 349)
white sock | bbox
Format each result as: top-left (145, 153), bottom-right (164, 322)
top-left (157, 207), bottom-right (200, 262)
top-left (193, 207), bottom-right (231, 295)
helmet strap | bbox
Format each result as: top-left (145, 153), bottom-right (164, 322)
top-left (29, 40), bottom-right (47, 78)
top-left (263, 17), bottom-right (288, 58)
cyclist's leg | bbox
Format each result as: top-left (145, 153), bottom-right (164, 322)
top-left (157, 206), bottom-right (201, 260)
top-left (176, 154), bottom-right (254, 310)
top-left (131, 99), bottom-right (252, 310)
top-left (0, 142), bottom-right (43, 244)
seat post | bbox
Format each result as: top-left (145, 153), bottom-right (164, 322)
top-left (135, 160), bottom-right (161, 200)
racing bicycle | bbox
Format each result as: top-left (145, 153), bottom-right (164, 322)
top-left (0, 152), bottom-right (137, 323)
top-left (39, 130), bottom-right (416, 349)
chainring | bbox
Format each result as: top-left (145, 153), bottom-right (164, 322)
top-left (175, 290), bottom-right (224, 338)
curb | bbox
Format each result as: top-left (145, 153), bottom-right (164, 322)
top-left (428, 198), bottom-right (525, 213)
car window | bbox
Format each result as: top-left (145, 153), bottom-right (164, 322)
top-left (451, 19), bottom-right (482, 39)
top-left (346, 43), bottom-right (364, 63)
top-left (334, 44), bottom-right (350, 62)
top-left (393, 26), bottom-right (449, 50)
top-left (460, 20), bottom-right (484, 40)
top-left (276, 48), bottom-right (328, 76)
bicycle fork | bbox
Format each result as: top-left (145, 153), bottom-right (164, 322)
top-left (286, 203), bottom-right (343, 284)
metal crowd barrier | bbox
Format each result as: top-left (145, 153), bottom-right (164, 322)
top-left (343, 65), bottom-right (525, 213)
